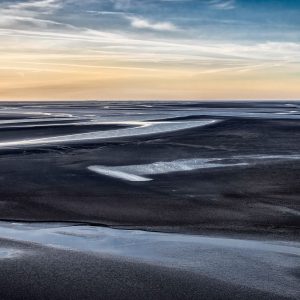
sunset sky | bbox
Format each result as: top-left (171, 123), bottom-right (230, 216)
top-left (0, 0), bottom-right (299, 100)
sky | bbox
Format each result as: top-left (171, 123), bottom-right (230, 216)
top-left (0, 0), bottom-right (299, 101)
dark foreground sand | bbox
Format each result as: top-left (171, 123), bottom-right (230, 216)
top-left (0, 243), bottom-right (293, 300)
top-left (0, 240), bottom-right (284, 300)
top-left (0, 222), bottom-right (299, 300)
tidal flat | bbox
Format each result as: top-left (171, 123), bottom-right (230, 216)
top-left (0, 101), bottom-right (299, 299)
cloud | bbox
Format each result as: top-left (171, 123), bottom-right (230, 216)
top-left (128, 16), bottom-right (177, 31)
top-left (1, 0), bottom-right (299, 78)
top-left (110, 0), bottom-right (132, 10)
top-left (87, 10), bottom-right (128, 16)
top-left (0, 0), bottom-right (65, 29)
top-left (208, 0), bottom-right (235, 10)
top-left (7, 0), bottom-right (62, 14)
top-left (0, 15), bottom-right (71, 29)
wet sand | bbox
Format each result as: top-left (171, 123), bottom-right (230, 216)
top-left (0, 101), bottom-right (299, 299)
top-left (0, 116), bottom-right (299, 236)
top-left (0, 222), bottom-right (299, 300)
top-left (1, 239), bottom-right (292, 300)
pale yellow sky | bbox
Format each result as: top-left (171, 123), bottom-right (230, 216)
top-left (1, 53), bottom-right (299, 100)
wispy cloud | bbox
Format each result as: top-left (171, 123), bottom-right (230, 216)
top-left (208, 0), bottom-right (235, 10)
top-left (0, 0), bottom-right (64, 28)
top-left (110, 0), bottom-right (132, 10)
top-left (8, 0), bottom-right (62, 12)
top-left (127, 16), bottom-right (177, 31)
top-left (87, 10), bottom-right (128, 16)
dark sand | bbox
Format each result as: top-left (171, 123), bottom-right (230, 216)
top-left (0, 226), bottom-right (298, 300)
top-left (0, 239), bottom-right (289, 300)
top-left (0, 117), bottom-right (299, 236)
top-left (0, 101), bottom-right (299, 299)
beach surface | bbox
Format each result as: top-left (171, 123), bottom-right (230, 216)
top-left (0, 101), bottom-right (299, 299)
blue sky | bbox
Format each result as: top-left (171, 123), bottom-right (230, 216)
top-left (45, 0), bottom-right (300, 41)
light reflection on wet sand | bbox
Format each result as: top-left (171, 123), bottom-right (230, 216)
top-left (0, 222), bottom-right (299, 298)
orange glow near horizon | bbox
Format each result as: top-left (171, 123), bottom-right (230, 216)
top-left (1, 49), bottom-right (299, 101)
